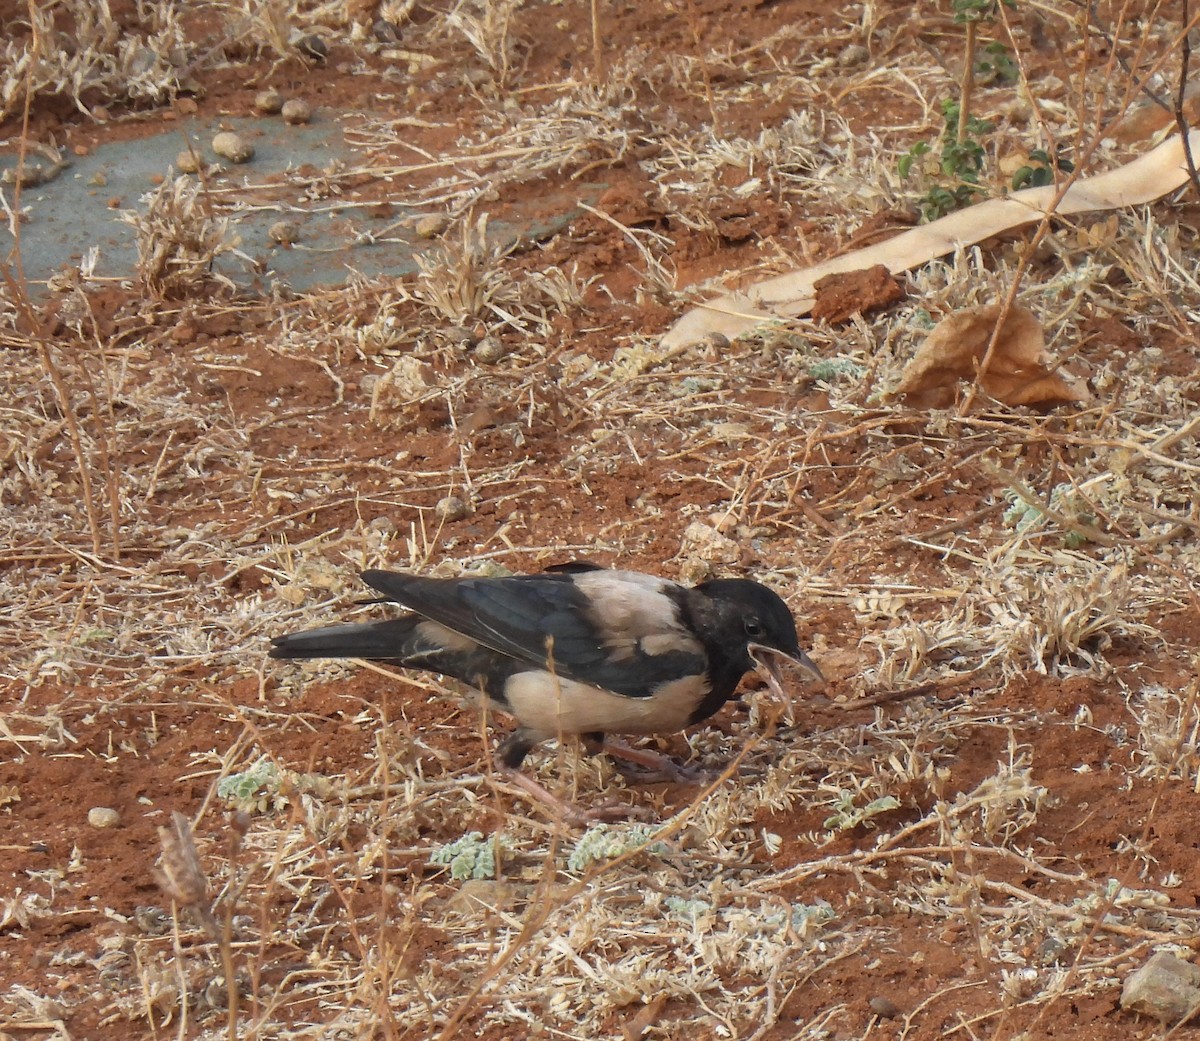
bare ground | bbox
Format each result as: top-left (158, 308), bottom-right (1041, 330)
top-left (3, 1), bottom-right (1200, 1039)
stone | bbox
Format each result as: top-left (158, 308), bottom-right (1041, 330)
top-left (281, 99), bottom-right (312, 125)
top-left (1121, 951), bottom-right (1200, 1023)
top-left (212, 131), bottom-right (254, 163)
top-left (88, 806), bottom-right (120, 828)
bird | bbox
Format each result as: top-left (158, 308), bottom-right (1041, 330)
top-left (269, 563), bottom-right (823, 822)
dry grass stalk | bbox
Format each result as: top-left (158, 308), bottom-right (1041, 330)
top-left (120, 176), bottom-right (250, 298)
top-left (4, 2), bottom-right (1200, 1038)
top-left (154, 811), bottom-right (219, 938)
top-left (1, 0), bottom-right (185, 122)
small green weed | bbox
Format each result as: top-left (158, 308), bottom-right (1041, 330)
top-left (808, 357), bottom-right (865, 382)
top-left (898, 100), bottom-right (994, 220)
top-left (1010, 148), bottom-right (1075, 190)
top-left (975, 40), bottom-right (1018, 84)
top-left (431, 831), bottom-right (502, 880)
top-left (217, 760), bottom-right (281, 804)
top-left (217, 758), bottom-right (332, 813)
top-left (823, 790), bottom-right (901, 832)
top-left (1002, 483), bottom-right (1096, 548)
top-left (568, 823), bottom-right (667, 871)
top-left (665, 895), bottom-right (712, 921)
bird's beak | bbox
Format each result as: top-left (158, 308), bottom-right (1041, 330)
top-left (748, 643), bottom-right (826, 699)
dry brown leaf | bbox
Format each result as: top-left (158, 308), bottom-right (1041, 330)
top-left (891, 303), bottom-right (1088, 409)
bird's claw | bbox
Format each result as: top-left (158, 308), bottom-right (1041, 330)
top-left (500, 766), bottom-right (654, 825)
top-left (564, 800), bottom-right (656, 826)
top-left (601, 739), bottom-right (709, 785)
top-left (611, 758), bottom-right (707, 785)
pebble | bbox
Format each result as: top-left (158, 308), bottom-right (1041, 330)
top-left (297, 35), bottom-right (328, 61)
top-left (473, 336), bottom-right (508, 364)
top-left (446, 879), bottom-right (520, 914)
top-left (414, 213), bottom-right (450, 238)
top-left (703, 331), bottom-right (731, 355)
top-left (254, 88), bottom-right (284, 115)
top-left (269, 220), bottom-right (300, 245)
top-left (868, 996), bottom-right (900, 1019)
top-left (176, 150), bottom-right (201, 173)
top-left (434, 495), bottom-right (469, 522)
top-left (373, 19), bottom-right (400, 43)
top-left (88, 806), bottom-right (120, 828)
top-left (838, 43), bottom-right (870, 67)
top-left (442, 324), bottom-right (479, 348)
top-left (281, 99), bottom-right (312, 125)
top-left (680, 518), bottom-right (740, 563)
top-left (1121, 951), bottom-right (1200, 1023)
top-left (212, 131), bottom-right (254, 163)
top-left (134, 905), bottom-right (171, 934)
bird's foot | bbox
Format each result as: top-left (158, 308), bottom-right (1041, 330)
top-left (499, 768), bottom-right (653, 826)
top-left (610, 759), bottom-right (708, 785)
top-left (602, 739), bottom-right (707, 784)
top-left (567, 800), bottom-right (656, 825)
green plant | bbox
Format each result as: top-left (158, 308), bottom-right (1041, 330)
top-left (217, 760), bottom-right (280, 804)
top-left (665, 896), bottom-right (712, 921)
top-left (567, 823), bottom-right (667, 871)
top-left (1011, 148), bottom-right (1075, 190)
top-left (1002, 482), bottom-right (1096, 548)
top-left (430, 832), bottom-right (500, 880)
top-left (896, 139), bottom-right (931, 181)
top-left (898, 100), bottom-right (994, 220)
top-left (783, 902), bottom-right (836, 933)
top-left (808, 357), bottom-right (865, 382)
top-left (216, 759), bottom-right (331, 813)
top-left (975, 39), bottom-right (1018, 84)
top-left (952, 0), bottom-right (1014, 27)
top-left (899, 0), bottom-right (1028, 220)
top-left (949, 0), bottom-right (1012, 142)
top-left (823, 790), bottom-right (901, 832)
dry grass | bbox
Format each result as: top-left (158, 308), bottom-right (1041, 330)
top-left (1, 0), bottom-right (186, 123)
top-left (4, 0), bottom-right (1200, 1039)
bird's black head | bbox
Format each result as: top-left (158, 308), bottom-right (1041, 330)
top-left (698, 578), bottom-right (799, 659)
top-left (696, 578), bottom-right (824, 689)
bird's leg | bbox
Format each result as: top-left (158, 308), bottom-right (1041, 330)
top-left (495, 729), bottom-right (651, 825)
top-left (498, 767), bottom-right (651, 825)
top-left (601, 738), bottom-right (705, 784)
top-left (583, 730), bottom-right (701, 783)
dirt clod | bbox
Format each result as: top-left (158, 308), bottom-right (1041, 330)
top-left (811, 264), bottom-right (906, 324)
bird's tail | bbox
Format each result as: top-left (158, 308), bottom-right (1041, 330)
top-left (269, 618), bottom-right (421, 661)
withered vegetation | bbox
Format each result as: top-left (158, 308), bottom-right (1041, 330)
top-left (3, 1), bottom-right (1200, 1039)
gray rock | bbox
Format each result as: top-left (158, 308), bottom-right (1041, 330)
top-left (1121, 951), bottom-right (1200, 1023)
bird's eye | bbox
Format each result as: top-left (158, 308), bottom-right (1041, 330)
top-left (744, 618), bottom-right (763, 637)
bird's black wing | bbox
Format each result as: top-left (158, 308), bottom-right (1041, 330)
top-left (360, 569), bottom-right (706, 699)
top-left (540, 560), bottom-right (606, 574)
